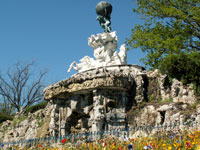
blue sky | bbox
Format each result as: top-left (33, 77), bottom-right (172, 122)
top-left (0, 0), bottom-right (145, 85)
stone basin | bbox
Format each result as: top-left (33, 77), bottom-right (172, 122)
top-left (44, 65), bottom-right (147, 100)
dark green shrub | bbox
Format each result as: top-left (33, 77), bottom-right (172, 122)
top-left (160, 52), bottom-right (200, 96)
top-left (25, 101), bottom-right (48, 114)
top-left (0, 112), bottom-right (13, 123)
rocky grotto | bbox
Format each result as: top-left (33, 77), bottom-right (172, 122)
top-left (0, 22), bottom-right (199, 146)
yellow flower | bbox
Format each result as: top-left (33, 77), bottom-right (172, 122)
top-left (168, 145), bottom-right (172, 150)
top-left (173, 142), bottom-right (177, 147)
top-left (196, 145), bottom-right (200, 150)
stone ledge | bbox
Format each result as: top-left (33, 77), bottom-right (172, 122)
top-left (44, 65), bottom-right (146, 100)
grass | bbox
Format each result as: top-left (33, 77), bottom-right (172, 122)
top-left (190, 100), bottom-right (200, 110)
top-left (11, 115), bottom-right (27, 127)
top-left (36, 115), bottom-right (51, 138)
top-left (148, 97), bottom-right (173, 104)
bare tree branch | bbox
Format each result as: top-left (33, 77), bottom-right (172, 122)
top-left (0, 61), bottom-right (47, 113)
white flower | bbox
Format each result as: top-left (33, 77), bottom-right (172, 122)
top-left (144, 145), bottom-right (152, 149)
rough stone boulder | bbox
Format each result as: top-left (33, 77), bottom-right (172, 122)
top-left (127, 102), bottom-right (200, 137)
top-left (0, 102), bottom-right (52, 144)
top-left (147, 69), bottom-right (196, 104)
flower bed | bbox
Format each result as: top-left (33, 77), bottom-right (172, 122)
top-left (2, 130), bottom-right (200, 150)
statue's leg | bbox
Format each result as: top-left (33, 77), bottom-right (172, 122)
top-left (104, 20), bottom-right (111, 32)
top-left (107, 27), bottom-right (111, 32)
top-left (67, 61), bottom-right (77, 72)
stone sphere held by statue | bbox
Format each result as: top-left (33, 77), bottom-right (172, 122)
top-left (96, 1), bottom-right (112, 18)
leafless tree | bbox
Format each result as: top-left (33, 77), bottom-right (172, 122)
top-left (0, 61), bottom-right (47, 113)
top-left (0, 96), bottom-right (15, 115)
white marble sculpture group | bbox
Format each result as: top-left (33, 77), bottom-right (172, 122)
top-left (68, 31), bottom-right (127, 73)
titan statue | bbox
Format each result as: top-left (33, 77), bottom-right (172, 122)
top-left (67, 1), bottom-right (128, 73)
top-left (96, 1), bottom-right (112, 32)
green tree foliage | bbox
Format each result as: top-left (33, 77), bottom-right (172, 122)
top-left (127, 0), bottom-right (200, 68)
top-left (161, 52), bottom-right (200, 96)
top-left (160, 52), bottom-right (200, 84)
top-left (127, 0), bottom-right (200, 92)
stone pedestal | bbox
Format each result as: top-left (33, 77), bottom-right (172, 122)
top-left (44, 65), bottom-right (148, 136)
